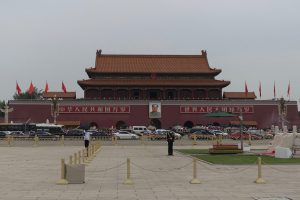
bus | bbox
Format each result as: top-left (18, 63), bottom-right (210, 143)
top-left (36, 123), bottom-right (64, 134)
top-left (0, 123), bottom-right (64, 134)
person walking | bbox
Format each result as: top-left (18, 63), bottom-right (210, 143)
top-left (166, 131), bottom-right (175, 156)
top-left (84, 129), bottom-right (91, 155)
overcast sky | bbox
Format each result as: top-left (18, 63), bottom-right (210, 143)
top-left (1, 0), bottom-right (299, 103)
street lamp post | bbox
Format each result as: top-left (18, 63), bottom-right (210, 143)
top-left (278, 97), bottom-right (287, 131)
top-left (51, 96), bottom-right (59, 124)
top-left (239, 112), bottom-right (243, 151)
top-left (0, 102), bottom-right (14, 124)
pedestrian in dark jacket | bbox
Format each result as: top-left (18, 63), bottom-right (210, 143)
top-left (166, 131), bottom-right (175, 156)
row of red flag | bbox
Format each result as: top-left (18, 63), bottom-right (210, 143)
top-left (245, 81), bottom-right (291, 98)
top-left (16, 81), bottom-right (68, 95)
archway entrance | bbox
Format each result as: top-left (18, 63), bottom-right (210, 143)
top-left (184, 121), bottom-right (194, 128)
top-left (150, 119), bottom-right (162, 129)
top-left (116, 121), bottom-right (127, 129)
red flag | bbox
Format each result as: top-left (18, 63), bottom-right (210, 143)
top-left (44, 81), bottom-right (49, 94)
top-left (245, 81), bottom-right (248, 96)
top-left (287, 81), bottom-right (291, 97)
top-left (16, 81), bottom-right (22, 95)
top-left (28, 81), bottom-right (34, 95)
top-left (62, 81), bottom-right (67, 93)
top-left (273, 81), bottom-right (276, 99)
top-left (259, 81), bottom-right (262, 98)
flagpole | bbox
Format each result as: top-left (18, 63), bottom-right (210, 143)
top-left (288, 81), bottom-right (291, 101)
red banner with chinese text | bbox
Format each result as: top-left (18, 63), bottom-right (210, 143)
top-left (59, 105), bottom-right (130, 113)
top-left (180, 105), bottom-right (254, 113)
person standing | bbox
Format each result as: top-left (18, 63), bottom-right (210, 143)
top-left (166, 131), bottom-right (175, 156)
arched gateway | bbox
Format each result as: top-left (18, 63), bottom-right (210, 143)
top-left (116, 121), bottom-right (127, 129)
top-left (184, 121), bottom-right (194, 128)
top-left (150, 119), bottom-right (161, 129)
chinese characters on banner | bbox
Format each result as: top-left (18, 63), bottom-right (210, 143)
top-left (180, 105), bottom-right (254, 113)
top-left (59, 105), bottom-right (130, 113)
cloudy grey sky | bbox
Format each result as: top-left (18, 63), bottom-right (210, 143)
top-left (1, 0), bottom-right (299, 102)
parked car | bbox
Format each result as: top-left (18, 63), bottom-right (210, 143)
top-left (0, 131), bottom-right (7, 138)
top-left (150, 129), bottom-right (167, 140)
top-left (113, 131), bottom-right (139, 140)
top-left (88, 130), bottom-right (109, 137)
top-left (0, 131), bottom-right (12, 135)
top-left (211, 130), bottom-right (228, 136)
top-left (10, 131), bottom-right (27, 137)
top-left (132, 126), bottom-right (150, 135)
top-left (30, 131), bottom-right (59, 140)
top-left (66, 129), bottom-right (84, 136)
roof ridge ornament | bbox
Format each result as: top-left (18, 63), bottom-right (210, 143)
top-left (96, 49), bottom-right (102, 56)
top-left (201, 50), bottom-right (207, 57)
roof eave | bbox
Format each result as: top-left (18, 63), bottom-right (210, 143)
top-left (77, 80), bottom-right (231, 88)
top-left (85, 70), bottom-right (222, 75)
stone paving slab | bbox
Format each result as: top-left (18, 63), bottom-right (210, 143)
top-left (0, 145), bottom-right (299, 200)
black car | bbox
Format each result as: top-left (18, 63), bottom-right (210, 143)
top-left (89, 130), bottom-right (109, 137)
top-left (189, 129), bottom-right (215, 140)
top-left (66, 129), bottom-right (84, 136)
top-left (29, 131), bottom-right (59, 140)
top-left (0, 131), bottom-right (7, 138)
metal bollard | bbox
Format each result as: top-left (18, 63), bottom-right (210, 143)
top-left (123, 158), bottom-right (133, 184)
top-left (56, 159), bottom-right (68, 185)
top-left (114, 136), bottom-right (118, 145)
top-left (7, 135), bottom-right (12, 147)
top-left (89, 146), bottom-right (92, 159)
top-left (34, 135), bottom-right (39, 146)
top-left (112, 136), bottom-right (115, 145)
top-left (85, 147), bottom-right (92, 162)
top-left (190, 158), bottom-right (201, 184)
top-left (92, 145), bottom-right (95, 157)
top-left (193, 134), bottom-right (197, 145)
top-left (248, 133), bottom-right (252, 145)
top-left (254, 157), bottom-right (266, 184)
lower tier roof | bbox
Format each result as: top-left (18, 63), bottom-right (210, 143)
top-left (77, 79), bottom-right (230, 89)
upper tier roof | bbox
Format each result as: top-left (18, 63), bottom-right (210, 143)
top-left (86, 50), bottom-right (221, 74)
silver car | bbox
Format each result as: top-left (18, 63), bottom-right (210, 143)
top-left (113, 131), bottom-right (139, 140)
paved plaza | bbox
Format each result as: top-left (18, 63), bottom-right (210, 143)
top-left (0, 143), bottom-right (300, 200)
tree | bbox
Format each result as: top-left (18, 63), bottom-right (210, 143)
top-left (13, 87), bottom-right (43, 100)
top-left (0, 100), bottom-right (5, 117)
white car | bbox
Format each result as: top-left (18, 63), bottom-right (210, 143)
top-left (113, 131), bottom-right (139, 140)
top-left (211, 130), bottom-right (228, 136)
